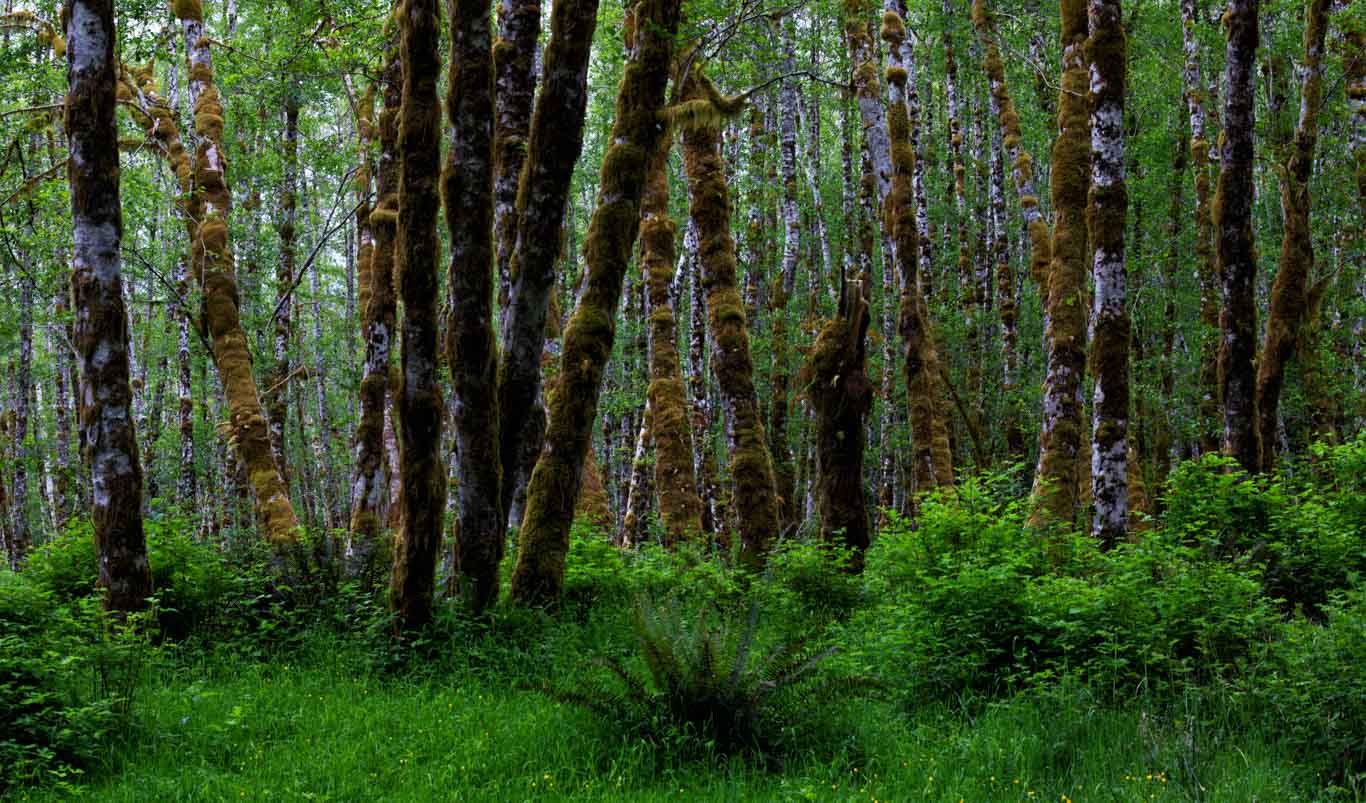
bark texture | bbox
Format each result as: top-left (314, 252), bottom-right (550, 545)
top-left (1214, 0), bottom-right (1260, 473)
top-left (66, 0), bottom-right (153, 611)
top-left (492, 0), bottom-right (541, 308)
top-left (445, 0), bottom-right (503, 612)
top-left (509, 0), bottom-right (680, 604)
top-left (1086, 0), bottom-right (1128, 546)
top-left (680, 66), bottom-right (782, 566)
top-left (1031, 0), bottom-right (1090, 529)
top-left (389, 0), bottom-right (448, 631)
top-left (174, 0), bottom-right (300, 548)
top-left (1254, 0), bottom-right (1329, 472)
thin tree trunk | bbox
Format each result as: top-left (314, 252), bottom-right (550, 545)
top-left (679, 65), bottom-right (782, 567)
top-left (173, 0), bottom-right (300, 548)
top-left (1254, 0), bottom-right (1330, 472)
top-left (65, 0), bottom-right (153, 611)
top-left (509, 0), bottom-right (681, 603)
top-left (1086, 0), bottom-right (1128, 546)
top-left (1215, 0), bottom-right (1260, 473)
top-left (269, 91), bottom-right (299, 486)
top-left (1031, 0), bottom-right (1089, 529)
top-left (684, 220), bottom-right (721, 533)
top-left (389, 0), bottom-right (449, 631)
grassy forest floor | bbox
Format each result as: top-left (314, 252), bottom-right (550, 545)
top-left (5, 445), bottom-right (1366, 801)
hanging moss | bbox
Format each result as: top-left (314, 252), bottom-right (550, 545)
top-left (172, 0), bottom-right (204, 22)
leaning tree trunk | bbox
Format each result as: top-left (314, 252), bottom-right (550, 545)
top-left (803, 279), bottom-right (873, 569)
top-left (1215, 0), bottom-right (1260, 473)
top-left (640, 127), bottom-right (703, 543)
top-left (496, 0), bottom-right (602, 532)
top-left (1031, 0), bottom-right (1090, 529)
top-left (389, 0), bottom-right (449, 632)
top-left (679, 65), bottom-right (782, 567)
top-left (172, 0), bottom-right (299, 548)
top-left (444, 0), bottom-right (503, 612)
top-left (65, 0), bottom-right (153, 612)
top-left (349, 25), bottom-right (400, 569)
top-left (1086, 0), bottom-right (1128, 547)
top-left (508, 0), bottom-right (681, 604)
top-left (1254, 0), bottom-right (1330, 472)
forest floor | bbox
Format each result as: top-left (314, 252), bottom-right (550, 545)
top-left (12, 638), bottom-right (1316, 802)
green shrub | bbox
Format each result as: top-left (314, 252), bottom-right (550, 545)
top-left (758, 540), bottom-right (864, 620)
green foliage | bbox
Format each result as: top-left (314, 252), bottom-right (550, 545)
top-left (756, 540), bottom-right (865, 619)
top-left (539, 597), bottom-right (873, 761)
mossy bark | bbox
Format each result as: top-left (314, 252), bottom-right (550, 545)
top-left (1214, 0), bottom-right (1260, 474)
top-left (1030, 0), bottom-right (1089, 530)
top-left (802, 280), bottom-right (874, 568)
top-left (445, 0), bottom-right (504, 612)
top-left (174, 0), bottom-right (300, 549)
top-left (684, 221), bottom-right (722, 534)
top-left (508, 0), bottom-right (681, 604)
top-left (496, 0), bottom-right (601, 532)
top-left (680, 65), bottom-right (782, 567)
top-left (1085, 0), bottom-right (1128, 547)
top-left (389, 0), bottom-right (448, 631)
top-left (1254, 0), bottom-right (1329, 473)
top-left (640, 127), bottom-right (703, 544)
top-left (66, 0), bottom-right (153, 612)
top-left (267, 91), bottom-right (299, 488)
top-left (349, 26), bottom-right (400, 570)
top-left (884, 12), bottom-right (953, 499)
top-left (492, 0), bottom-right (541, 309)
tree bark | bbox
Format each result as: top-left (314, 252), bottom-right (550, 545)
top-left (389, 0), bottom-right (448, 631)
top-left (492, 0), bottom-right (541, 310)
top-left (1031, 0), bottom-right (1090, 529)
top-left (509, 0), bottom-right (681, 604)
top-left (65, 0), bottom-right (153, 611)
top-left (1215, 0), bottom-right (1260, 473)
top-left (171, 0), bottom-right (300, 548)
top-left (445, 0), bottom-right (504, 611)
top-left (679, 65), bottom-right (782, 567)
top-left (269, 91), bottom-right (299, 486)
top-left (1086, 0), bottom-right (1128, 546)
top-left (1254, 0), bottom-right (1330, 472)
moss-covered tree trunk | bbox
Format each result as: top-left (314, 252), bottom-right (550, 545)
top-left (173, 0), bottom-right (300, 549)
top-left (803, 279), bottom-right (873, 568)
top-left (1254, 0), bottom-right (1330, 473)
top-left (445, 0), bottom-right (504, 611)
top-left (680, 66), bottom-right (782, 566)
top-left (1214, 0), bottom-right (1260, 474)
top-left (496, 0), bottom-right (601, 531)
top-left (65, 0), bottom-right (153, 612)
top-left (684, 220), bottom-right (722, 533)
top-left (269, 91), bottom-right (299, 487)
top-left (1086, 0), bottom-right (1128, 547)
top-left (389, 0), bottom-right (448, 631)
top-left (492, 0), bottom-right (541, 310)
top-left (1031, 0), bottom-right (1089, 529)
top-left (884, 11), bottom-right (953, 497)
top-left (508, 0), bottom-right (681, 604)
top-left (640, 128), bottom-right (703, 543)
top-left (349, 29), bottom-right (400, 570)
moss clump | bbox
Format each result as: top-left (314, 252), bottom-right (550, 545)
top-left (884, 66), bottom-right (908, 87)
top-left (879, 11), bottom-right (906, 45)
top-left (172, 0), bottom-right (203, 22)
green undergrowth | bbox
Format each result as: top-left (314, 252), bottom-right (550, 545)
top-left (2, 437), bottom-right (1364, 800)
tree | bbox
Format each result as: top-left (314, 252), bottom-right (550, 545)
top-left (64, 0), bottom-right (153, 611)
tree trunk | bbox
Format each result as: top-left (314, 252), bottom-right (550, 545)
top-left (683, 220), bottom-right (722, 533)
top-left (389, 0), bottom-right (449, 631)
top-left (1254, 0), bottom-right (1330, 472)
top-left (349, 26), bottom-right (400, 569)
top-left (1215, 0), bottom-right (1260, 473)
top-left (270, 91), bottom-right (299, 486)
top-left (173, 0), bottom-right (300, 548)
top-left (1031, 0), bottom-right (1089, 529)
top-left (509, 0), bottom-right (681, 604)
top-left (1086, 0), bottom-right (1128, 546)
top-left (679, 65), bottom-right (782, 567)
top-left (65, 0), bottom-right (153, 612)
top-left (493, 0), bottom-right (541, 310)
top-left (803, 279), bottom-right (873, 568)
top-left (445, 0), bottom-right (504, 611)
top-left (496, 0), bottom-right (602, 532)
